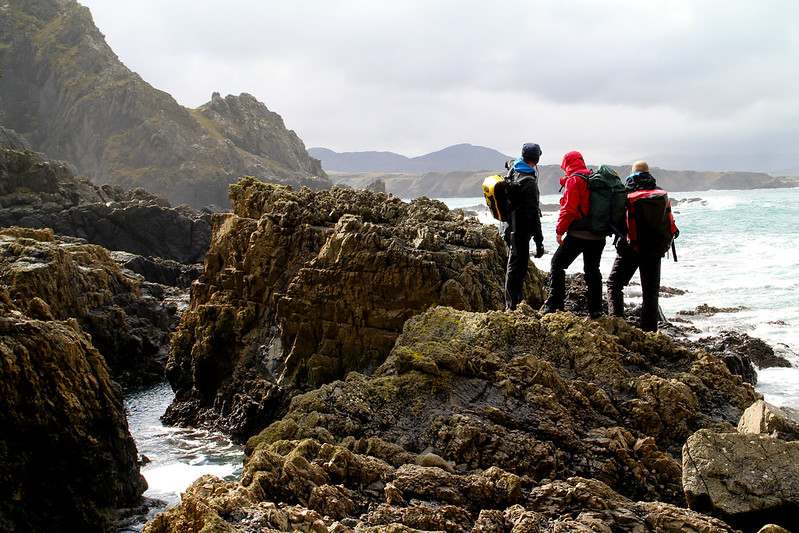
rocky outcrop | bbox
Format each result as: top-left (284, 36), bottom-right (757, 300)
top-left (0, 228), bottom-right (148, 531)
top-left (0, 226), bottom-right (179, 387)
top-left (146, 305), bottom-right (759, 532)
top-left (0, 141), bottom-right (212, 268)
top-left (683, 429), bottom-right (799, 532)
top-left (163, 179), bottom-right (547, 440)
top-left (0, 1), bottom-right (330, 209)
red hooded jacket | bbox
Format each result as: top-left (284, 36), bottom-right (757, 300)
top-left (555, 151), bottom-right (591, 235)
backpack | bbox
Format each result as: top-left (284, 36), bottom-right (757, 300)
top-left (482, 165), bottom-right (535, 222)
top-left (569, 165), bottom-right (626, 236)
top-left (627, 188), bottom-right (675, 256)
top-left (483, 174), bottom-right (512, 221)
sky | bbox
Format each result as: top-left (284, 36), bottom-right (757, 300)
top-left (77, 0), bottom-right (799, 173)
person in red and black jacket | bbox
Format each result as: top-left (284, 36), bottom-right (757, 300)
top-left (542, 151), bottom-right (606, 317)
top-left (606, 160), bottom-right (678, 332)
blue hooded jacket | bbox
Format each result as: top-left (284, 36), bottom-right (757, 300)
top-left (513, 159), bottom-right (537, 174)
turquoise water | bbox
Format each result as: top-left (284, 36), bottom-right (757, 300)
top-left (445, 188), bottom-right (799, 407)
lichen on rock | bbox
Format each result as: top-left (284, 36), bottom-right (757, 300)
top-left (147, 305), bottom-right (758, 532)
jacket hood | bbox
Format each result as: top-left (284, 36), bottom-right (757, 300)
top-left (513, 158), bottom-right (537, 174)
top-left (561, 151), bottom-right (588, 176)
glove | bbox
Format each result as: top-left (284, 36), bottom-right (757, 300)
top-left (615, 238), bottom-right (630, 256)
top-left (534, 242), bottom-right (545, 258)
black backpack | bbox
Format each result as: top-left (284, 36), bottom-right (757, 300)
top-left (627, 189), bottom-right (676, 256)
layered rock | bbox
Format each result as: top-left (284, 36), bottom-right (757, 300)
top-left (0, 228), bottom-right (147, 531)
top-left (0, 226), bottom-right (179, 387)
top-left (0, 1), bottom-right (330, 209)
top-left (146, 305), bottom-right (759, 532)
top-left (163, 179), bottom-right (546, 440)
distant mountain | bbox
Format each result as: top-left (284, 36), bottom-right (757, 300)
top-left (310, 144), bottom-right (513, 173)
top-left (0, 0), bottom-right (329, 209)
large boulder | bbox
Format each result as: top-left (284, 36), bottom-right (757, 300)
top-left (163, 179), bottom-right (547, 440)
top-left (683, 429), bottom-right (799, 532)
top-left (737, 399), bottom-right (799, 441)
top-left (146, 305), bottom-right (759, 532)
top-left (0, 240), bottom-right (147, 531)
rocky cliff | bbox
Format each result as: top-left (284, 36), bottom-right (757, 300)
top-left (162, 178), bottom-right (546, 441)
top-left (0, 0), bottom-right (330, 209)
top-left (0, 227), bottom-right (148, 532)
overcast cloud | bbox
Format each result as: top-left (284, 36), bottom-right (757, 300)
top-left (78, 0), bottom-right (799, 172)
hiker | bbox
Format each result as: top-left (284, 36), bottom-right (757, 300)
top-left (542, 151), bottom-right (605, 317)
top-left (503, 142), bottom-right (545, 310)
top-left (606, 161), bottom-right (679, 332)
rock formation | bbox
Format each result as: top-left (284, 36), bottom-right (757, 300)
top-left (163, 178), bottom-right (546, 440)
top-left (0, 136), bottom-right (212, 267)
top-left (145, 305), bottom-right (761, 532)
top-left (0, 227), bottom-right (148, 531)
top-left (0, 1), bottom-right (330, 209)
top-left (0, 226), bottom-right (179, 388)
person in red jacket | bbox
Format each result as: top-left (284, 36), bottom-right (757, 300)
top-left (542, 151), bottom-right (606, 317)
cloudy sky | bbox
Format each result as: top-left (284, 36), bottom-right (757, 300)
top-left (78, 0), bottom-right (799, 172)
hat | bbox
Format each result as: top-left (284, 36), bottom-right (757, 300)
top-left (521, 143), bottom-right (542, 165)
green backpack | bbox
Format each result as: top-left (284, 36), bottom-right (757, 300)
top-left (569, 165), bottom-right (627, 237)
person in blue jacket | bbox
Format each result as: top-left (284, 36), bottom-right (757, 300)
top-left (503, 142), bottom-right (545, 310)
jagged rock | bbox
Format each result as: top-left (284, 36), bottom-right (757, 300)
top-left (0, 144), bottom-right (212, 267)
top-left (738, 399), bottom-right (799, 441)
top-left (683, 429), bottom-right (799, 531)
top-left (0, 2), bottom-right (330, 209)
top-left (0, 226), bottom-right (179, 387)
top-left (0, 285), bottom-right (146, 531)
top-left (693, 331), bottom-right (792, 370)
top-left (146, 306), bottom-right (757, 532)
top-left (163, 179), bottom-right (546, 440)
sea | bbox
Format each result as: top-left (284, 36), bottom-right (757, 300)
top-left (119, 187), bottom-right (799, 531)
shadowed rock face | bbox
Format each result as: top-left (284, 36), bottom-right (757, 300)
top-left (0, 141), bottom-right (212, 266)
top-left (145, 306), bottom-right (757, 533)
top-left (0, 227), bottom-right (147, 531)
top-left (163, 178), bottom-right (547, 440)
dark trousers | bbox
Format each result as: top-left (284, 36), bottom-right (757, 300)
top-left (544, 235), bottom-right (605, 314)
top-left (607, 251), bottom-right (662, 332)
top-left (505, 232), bottom-right (531, 310)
